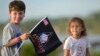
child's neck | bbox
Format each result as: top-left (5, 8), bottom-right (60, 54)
top-left (10, 21), bottom-right (20, 26)
top-left (72, 35), bottom-right (81, 39)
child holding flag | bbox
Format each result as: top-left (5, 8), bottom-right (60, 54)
top-left (1, 0), bottom-right (30, 56)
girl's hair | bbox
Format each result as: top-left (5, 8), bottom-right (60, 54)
top-left (68, 17), bottom-right (87, 37)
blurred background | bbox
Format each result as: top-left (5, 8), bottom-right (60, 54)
top-left (0, 0), bottom-right (100, 56)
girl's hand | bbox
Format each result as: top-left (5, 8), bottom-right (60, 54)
top-left (20, 33), bottom-right (30, 40)
top-left (64, 49), bottom-right (70, 56)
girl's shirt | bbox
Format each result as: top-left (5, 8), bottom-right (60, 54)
top-left (63, 36), bottom-right (90, 56)
top-left (1, 23), bottom-right (22, 56)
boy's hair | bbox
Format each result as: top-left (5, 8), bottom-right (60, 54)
top-left (9, 0), bottom-right (26, 13)
top-left (68, 17), bottom-right (87, 37)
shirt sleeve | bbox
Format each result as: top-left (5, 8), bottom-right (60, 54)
top-left (2, 26), bottom-right (14, 45)
top-left (63, 37), bottom-right (70, 50)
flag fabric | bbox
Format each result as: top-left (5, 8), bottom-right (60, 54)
top-left (29, 17), bottom-right (62, 56)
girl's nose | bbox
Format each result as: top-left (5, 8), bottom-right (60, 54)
top-left (73, 26), bottom-right (77, 30)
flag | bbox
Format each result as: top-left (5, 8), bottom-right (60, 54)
top-left (29, 17), bottom-right (62, 56)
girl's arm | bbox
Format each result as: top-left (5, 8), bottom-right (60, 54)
top-left (86, 48), bottom-right (90, 56)
top-left (64, 49), bottom-right (70, 56)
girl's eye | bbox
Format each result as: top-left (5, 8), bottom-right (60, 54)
top-left (71, 25), bottom-right (80, 28)
top-left (76, 25), bottom-right (78, 28)
top-left (72, 26), bottom-right (74, 28)
top-left (71, 25), bottom-right (75, 28)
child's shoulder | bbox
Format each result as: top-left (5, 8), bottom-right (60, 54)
top-left (67, 36), bottom-right (73, 39)
top-left (4, 23), bottom-right (13, 30)
top-left (65, 36), bottom-right (73, 42)
top-left (4, 23), bottom-right (11, 27)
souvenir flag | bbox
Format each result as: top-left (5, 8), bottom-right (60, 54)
top-left (29, 17), bottom-right (62, 56)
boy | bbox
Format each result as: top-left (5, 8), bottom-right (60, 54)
top-left (1, 0), bottom-right (30, 56)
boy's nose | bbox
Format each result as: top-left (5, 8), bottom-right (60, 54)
top-left (16, 14), bottom-right (21, 18)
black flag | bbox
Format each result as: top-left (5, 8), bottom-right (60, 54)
top-left (29, 17), bottom-right (62, 56)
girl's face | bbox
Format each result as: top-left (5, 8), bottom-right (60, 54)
top-left (70, 22), bottom-right (83, 38)
top-left (9, 10), bottom-right (25, 24)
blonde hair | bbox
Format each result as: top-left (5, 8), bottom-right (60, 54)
top-left (68, 17), bottom-right (87, 37)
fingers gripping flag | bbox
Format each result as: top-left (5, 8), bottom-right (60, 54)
top-left (29, 17), bottom-right (62, 56)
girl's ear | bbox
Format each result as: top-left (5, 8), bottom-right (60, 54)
top-left (81, 28), bottom-right (84, 32)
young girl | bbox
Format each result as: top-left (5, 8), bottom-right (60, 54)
top-left (63, 17), bottom-right (90, 56)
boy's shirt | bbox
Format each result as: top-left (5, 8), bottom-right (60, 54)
top-left (1, 23), bottom-right (22, 56)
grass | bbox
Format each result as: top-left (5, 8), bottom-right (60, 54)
top-left (91, 51), bottom-right (100, 56)
top-left (21, 42), bottom-right (36, 56)
top-left (21, 42), bottom-right (62, 56)
top-left (21, 43), bottom-right (100, 56)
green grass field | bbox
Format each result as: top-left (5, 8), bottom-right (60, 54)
top-left (21, 43), bottom-right (100, 56)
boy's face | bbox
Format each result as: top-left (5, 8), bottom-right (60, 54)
top-left (9, 10), bottom-right (25, 24)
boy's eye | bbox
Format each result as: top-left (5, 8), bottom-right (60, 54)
top-left (12, 11), bottom-right (24, 15)
top-left (19, 12), bottom-right (23, 15)
top-left (13, 12), bottom-right (17, 15)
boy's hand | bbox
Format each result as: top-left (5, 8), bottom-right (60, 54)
top-left (20, 33), bottom-right (30, 40)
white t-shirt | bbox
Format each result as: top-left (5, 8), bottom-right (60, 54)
top-left (63, 36), bottom-right (90, 56)
top-left (1, 23), bottom-right (22, 56)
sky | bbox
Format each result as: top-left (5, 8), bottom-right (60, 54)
top-left (0, 0), bottom-right (100, 22)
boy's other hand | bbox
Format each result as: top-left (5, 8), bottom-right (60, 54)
top-left (20, 33), bottom-right (30, 40)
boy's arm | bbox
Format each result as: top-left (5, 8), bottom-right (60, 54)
top-left (64, 49), bottom-right (70, 56)
top-left (86, 48), bottom-right (90, 56)
top-left (5, 37), bottom-right (21, 47)
top-left (5, 33), bottom-right (30, 47)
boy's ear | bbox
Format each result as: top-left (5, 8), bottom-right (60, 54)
top-left (23, 13), bottom-right (25, 17)
top-left (9, 12), bottom-right (11, 17)
top-left (9, 11), bottom-right (11, 15)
